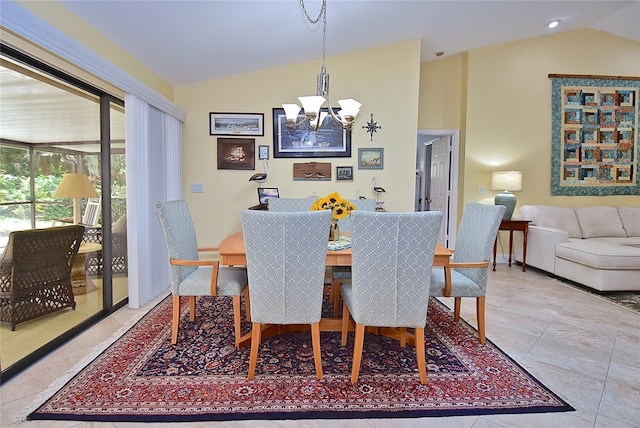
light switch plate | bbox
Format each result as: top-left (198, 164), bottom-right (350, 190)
top-left (191, 183), bottom-right (204, 193)
top-left (478, 186), bottom-right (487, 195)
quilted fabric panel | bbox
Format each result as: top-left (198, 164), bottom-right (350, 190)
top-left (241, 209), bottom-right (331, 324)
top-left (344, 211), bottom-right (442, 328)
top-left (155, 200), bottom-right (200, 293)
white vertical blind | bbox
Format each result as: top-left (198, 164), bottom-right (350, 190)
top-left (126, 94), bottom-right (182, 307)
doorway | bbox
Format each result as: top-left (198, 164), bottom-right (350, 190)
top-left (415, 130), bottom-right (459, 248)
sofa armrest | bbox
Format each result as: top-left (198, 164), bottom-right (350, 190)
top-left (513, 226), bottom-right (569, 273)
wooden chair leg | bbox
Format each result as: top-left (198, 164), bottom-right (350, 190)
top-left (350, 324), bottom-right (366, 384)
top-left (399, 327), bottom-right (407, 348)
top-left (415, 327), bottom-right (428, 385)
top-left (477, 296), bottom-right (486, 344)
top-left (247, 322), bottom-right (262, 380)
top-left (171, 295), bottom-right (180, 344)
top-left (189, 296), bottom-right (196, 321)
top-left (311, 322), bottom-right (323, 380)
top-left (341, 301), bottom-right (350, 346)
top-left (243, 287), bottom-right (251, 322)
top-left (233, 295), bottom-right (242, 348)
top-left (331, 278), bottom-right (341, 318)
top-left (453, 297), bottom-right (462, 321)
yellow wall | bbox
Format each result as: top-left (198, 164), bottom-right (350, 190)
top-left (175, 39), bottom-right (422, 245)
top-left (420, 29), bottom-right (640, 217)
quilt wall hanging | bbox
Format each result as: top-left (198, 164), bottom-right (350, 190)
top-left (549, 74), bottom-right (640, 196)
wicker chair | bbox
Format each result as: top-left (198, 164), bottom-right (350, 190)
top-left (0, 225), bottom-right (85, 331)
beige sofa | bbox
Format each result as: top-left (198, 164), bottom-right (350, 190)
top-left (512, 205), bottom-right (640, 291)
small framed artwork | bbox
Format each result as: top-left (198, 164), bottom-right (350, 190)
top-left (210, 112), bottom-right (264, 136)
top-left (258, 145), bottom-right (269, 160)
top-left (336, 166), bottom-right (353, 181)
top-left (217, 138), bottom-right (255, 170)
top-left (358, 148), bottom-right (384, 169)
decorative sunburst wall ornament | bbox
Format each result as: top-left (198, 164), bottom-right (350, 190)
top-left (363, 113), bottom-right (381, 141)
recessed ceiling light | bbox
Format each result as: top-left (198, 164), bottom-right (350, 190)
top-left (548, 20), bottom-right (560, 29)
top-left (435, 51), bottom-right (444, 57)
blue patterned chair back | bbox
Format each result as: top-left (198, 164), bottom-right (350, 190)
top-left (453, 203), bottom-right (505, 289)
top-left (155, 200), bottom-right (199, 293)
top-left (267, 197), bottom-right (316, 212)
top-left (339, 198), bottom-right (376, 232)
top-left (240, 209), bottom-right (332, 324)
top-left (349, 210), bottom-right (442, 327)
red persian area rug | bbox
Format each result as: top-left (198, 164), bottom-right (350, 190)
top-left (28, 294), bottom-right (573, 422)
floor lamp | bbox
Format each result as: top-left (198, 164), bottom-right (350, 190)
top-left (53, 173), bottom-right (99, 224)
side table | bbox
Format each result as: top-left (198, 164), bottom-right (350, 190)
top-left (493, 219), bottom-right (531, 272)
top-left (72, 242), bottom-right (102, 295)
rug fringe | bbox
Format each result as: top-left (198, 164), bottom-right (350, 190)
top-left (15, 290), bottom-right (170, 423)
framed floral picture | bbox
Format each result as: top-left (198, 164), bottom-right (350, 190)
top-left (217, 138), bottom-right (255, 170)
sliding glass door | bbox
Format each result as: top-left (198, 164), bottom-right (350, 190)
top-left (0, 46), bottom-right (126, 381)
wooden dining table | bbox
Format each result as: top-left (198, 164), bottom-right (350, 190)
top-left (218, 231), bottom-right (453, 346)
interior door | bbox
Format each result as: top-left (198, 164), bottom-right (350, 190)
top-left (429, 136), bottom-right (450, 244)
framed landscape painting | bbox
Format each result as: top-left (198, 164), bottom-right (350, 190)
top-left (210, 113), bottom-right (264, 136)
top-left (272, 107), bottom-right (351, 158)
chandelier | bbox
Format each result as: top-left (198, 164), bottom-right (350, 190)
top-left (282, 0), bottom-right (362, 131)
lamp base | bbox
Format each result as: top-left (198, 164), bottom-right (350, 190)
top-left (495, 191), bottom-right (516, 220)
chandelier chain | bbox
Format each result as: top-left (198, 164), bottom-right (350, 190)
top-left (299, 0), bottom-right (327, 69)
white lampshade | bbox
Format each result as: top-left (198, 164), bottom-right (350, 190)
top-left (282, 103), bottom-right (301, 124)
top-left (298, 95), bottom-right (326, 121)
top-left (309, 111), bottom-right (328, 130)
top-left (491, 171), bottom-right (522, 191)
top-left (53, 173), bottom-right (98, 224)
top-left (337, 98), bottom-right (362, 121)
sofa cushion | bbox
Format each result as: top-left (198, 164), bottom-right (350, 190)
top-left (519, 205), bottom-right (582, 238)
top-left (575, 206), bottom-right (626, 238)
top-left (618, 206), bottom-right (640, 237)
top-left (556, 240), bottom-right (640, 270)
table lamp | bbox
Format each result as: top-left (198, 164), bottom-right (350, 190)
top-left (491, 170), bottom-right (522, 220)
top-left (53, 173), bottom-right (99, 224)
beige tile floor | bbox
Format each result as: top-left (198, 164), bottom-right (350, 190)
top-left (1, 266), bottom-right (639, 428)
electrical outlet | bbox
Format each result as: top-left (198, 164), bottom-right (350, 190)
top-left (478, 186), bottom-right (487, 195)
top-left (191, 183), bottom-right (204, 193)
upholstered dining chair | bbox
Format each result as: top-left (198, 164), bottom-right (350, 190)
top-left (155, 200), bottom-right (248, 346)
top-left (330, 198), bottom-right (377, 317)
top-left (240, 209), bottom-right (332, 380)
top-left (340, 210), bottom-right (442, 384)
top-left (430, 202), bottom-right (505, 344)
top-left (267, 197), bottom-right (316, 212)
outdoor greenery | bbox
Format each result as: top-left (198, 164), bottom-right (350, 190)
top-left (0, 145), bottom-right (126, 229)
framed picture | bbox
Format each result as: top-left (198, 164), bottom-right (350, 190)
top-left (272, 107), bottom-right (351, 158)
top-left (336, 166), bottom-right (353, 181)
top-left (210, 113), bottom-right (264, 136)
top-left (258, 145), bottom-right (269, 160)
top-left (358, 148), bottom-right (384, 169)
top-left (217, 138), bottom-right (255, 170)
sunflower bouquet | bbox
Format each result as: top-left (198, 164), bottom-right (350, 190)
top-left (311, 192), bottom-right (356, 222)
